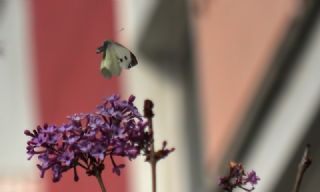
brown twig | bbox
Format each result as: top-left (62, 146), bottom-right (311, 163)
top-left (292, 144), bottom-right (312, 192)
top-left (144, 100), bottom-right (157, 192)
top-left (149, 117), bottom-right (157, 192)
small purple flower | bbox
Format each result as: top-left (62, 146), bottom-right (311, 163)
top-left (113, 146), bottom-right (124, 155)
top-left (47, 133), bottom-right (61, 144)
top-left (77, 140), bottom-right (93, 153)
top-left (66, 135), bottom-right (80, 145)
top-left (125, 146), bottom-right (139, 159)
top-left (38, 153), bottom-right (50, 169)
top-left (90, 144), bottom-right (106, 160)
top-left (33, 132), bottom-right (48, 146)
top-left (67, 113), bottom-right (84, 122)
top-left (106, 94), bottom-right (120, 103)
top-left (58, 124), bottom-right (73, 132)
top-left (43, 125), bottom-right (57, 133)
top-left (87, 114), bottom-right (104, 129)
top-left (218, 162), bottom-right (260, 191)
top-left (245, 171), bottom-right (260, 185)
top-left (100, 123), bottom-right (111, 133)
top-left (58, 151), bottom-right (75, 166)
top-left (114, 127), bottom-right (126, 139)
top-left (83, 129), bottom-right (96, 137)
top-left (52, 163), bottom-right (62, 182)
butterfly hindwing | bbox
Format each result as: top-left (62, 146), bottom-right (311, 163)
top-left (100, 45), bottom-right (121, 79)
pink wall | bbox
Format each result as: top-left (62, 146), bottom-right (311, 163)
top-left (31, 1), bottom-right (128, 192)
top-left (195, 0), bottom-right (298, 171)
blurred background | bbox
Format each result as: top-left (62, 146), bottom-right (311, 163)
top-left (1, 0), bottom-right (320, 192)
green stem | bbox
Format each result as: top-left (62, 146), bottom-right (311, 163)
top-left (95, 173), bottom-right (107, 192)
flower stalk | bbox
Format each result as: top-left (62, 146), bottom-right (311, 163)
top-left (149, 118), bottom-right (157, 192)
top-left (143, 100), bottom-right (174, 192)
top-left (95, 173), bottom-right (107, 192)
top-left (144, 100), bottom-right (157, 192)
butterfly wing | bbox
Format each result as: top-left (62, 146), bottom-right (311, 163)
top-left (100, 46), bottom-right (121, 79)
top-left (98, 40), bottom-right (138, 79)
top-left (111, 43), bottom-right (138, 69)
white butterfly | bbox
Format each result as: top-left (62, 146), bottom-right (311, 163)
top-left (96, 40), bottom-right (138, 79)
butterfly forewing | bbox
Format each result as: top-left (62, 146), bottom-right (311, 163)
top-left (112, 43), bottom-right (136, 69)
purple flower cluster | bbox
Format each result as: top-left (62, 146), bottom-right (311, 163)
top-left (25, 94), bottom-right (153, 182)
top-left (219, 161), bottom-right (260, 192)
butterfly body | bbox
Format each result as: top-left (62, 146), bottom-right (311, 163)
top-left (96, 40), bottom-right (138, 79)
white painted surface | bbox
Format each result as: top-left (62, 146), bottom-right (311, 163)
top-left (243, 16), bottom-right (320, 192)
top-left (115, 1), bottom-right (191, 192)
top-left (0, 0), bottom-right (42, 191)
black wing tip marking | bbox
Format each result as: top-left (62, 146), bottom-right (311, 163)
top-left (128, 52), bottom-right (138, 69)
